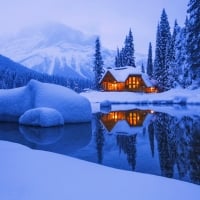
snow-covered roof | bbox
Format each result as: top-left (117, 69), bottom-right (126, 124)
top-left (101, 66), bottom-right (154, 87)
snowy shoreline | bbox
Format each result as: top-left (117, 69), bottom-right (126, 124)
top-left (0, 141), bottom-right (199, 200)
top-left (81, 88), bottom-right (200, 105)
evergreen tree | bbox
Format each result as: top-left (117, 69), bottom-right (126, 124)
top-left (154, 9), bottom-right (171, 91)
top-left (147, 42), bottom-right (153, 77)
top-left (141, 63), bottom-right (145, 73)
top-left (165, 20), bottom-right (180, 90)
top-left (176, 17), bottom-right (192, 88)
top-left (93, 37), bottom-right (104, 90)
top-left (153, 24), bottom-right (161, 80)
top-left (115, 48), bottom-right (121, 68)
top-left (123, 29), bottom-right (136, 67)
top-left (120, 47), bottom-right (125, 67)
top-left (115, 29), bottom-right (136, 68)
top-left (186, 0), bottom-right (200, 85)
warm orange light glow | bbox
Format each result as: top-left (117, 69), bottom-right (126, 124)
top-left (101, 109), bottom-right (153, 132)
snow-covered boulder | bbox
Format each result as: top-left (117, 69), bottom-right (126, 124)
top-left (27, 80), bottom-right (92, 123)
top-left (0, 86), bottom-right (32, 120)
top-left (19, 107), bottom-right (64, 127)
top-left (100, 100), bottom-right (112, 113)
top-left (100, 100), bottom-right (111, 108)
top-left (0, 80), bottom-right (92, 125)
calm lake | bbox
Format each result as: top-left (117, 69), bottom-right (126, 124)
top-left (0, 105), bottom-right (200, 185)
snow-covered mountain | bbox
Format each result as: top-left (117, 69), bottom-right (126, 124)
top-left (0, 22), bottom-right (146, 80)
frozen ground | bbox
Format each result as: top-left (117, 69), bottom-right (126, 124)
top-left (0, 141), bottom-right (199, 200)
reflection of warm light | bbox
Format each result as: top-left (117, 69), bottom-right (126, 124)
top-left (112, 113), bottom-right (115, 119)
top-left (101, 109), bottom-right (150, 131)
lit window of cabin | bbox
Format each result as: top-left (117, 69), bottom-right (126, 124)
top-left (126, 76), bottom-right (142, 90)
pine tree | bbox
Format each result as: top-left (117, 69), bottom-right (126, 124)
top-left (141, 63), bottom-right (145, 73)
top-left (153, 24), bottom-right (161, 80)
top-left (120, 47), bottom-right (125, 67)
top-left (115, 48), bottom-right (121, 68)
top-left (93, 37), bottom-right (104, 90)
top-left (186, 0), bottom-right (200, 85)
top-left (123, 29), bottom-right (136, 67)
top-left (175, 17), bottom-right (192, 88)
top-left (165, 20), bottom-right (180, 90)
top-left (154, 9), bottom-right (171, 91)
top-left (147, 42), bottom-right (153, 77)
top-left (123, 36), bottom-right (129, 66)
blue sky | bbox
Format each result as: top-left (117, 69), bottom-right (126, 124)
top-left (0, 0), bottom-right (188, 53)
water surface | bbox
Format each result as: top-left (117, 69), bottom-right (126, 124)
top-left (0, 106), bottom-right (199, 185)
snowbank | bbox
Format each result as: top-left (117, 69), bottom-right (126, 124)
top-left (0, 80), bottom-right (92, 125)
top-left (19, 107), bottom-right (64, 127)
top-left (28, 80), bottom-right (91, 123)
top-left (0, 141), bottom-right (199, 200)
top-left (81, 88), bottom-right (200, 105)
top-left (0, 86), bottom-right (32, 120)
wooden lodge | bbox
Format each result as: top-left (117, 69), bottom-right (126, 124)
top-left (100, 67), bottom-right (157, 93)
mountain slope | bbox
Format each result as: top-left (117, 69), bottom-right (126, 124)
top-left (0, 22), bottom-right (146, 80)
top-left (0, 22), bottom-right (115, 80)
top-left (0, 54), bottom-right (75, 89)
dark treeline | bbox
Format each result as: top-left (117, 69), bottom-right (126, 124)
top-left (0, 55), bottom-right (92, 92)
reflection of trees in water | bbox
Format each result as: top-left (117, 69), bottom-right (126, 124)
top-left (189, 121), bottom-right (200, 184)
top-left (94, 113), bottom-right (105, 164)
top-left (154, 113), bottom-right (177, 178)
top-left (148, 122), bottom-right (154, 157)
top-left (152, 113), bottom-right (200, 184)
top-left (116, 134), bottom-right (137, 171)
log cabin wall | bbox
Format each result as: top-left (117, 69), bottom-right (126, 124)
top-left (101, 71), bottom-right (125, 91)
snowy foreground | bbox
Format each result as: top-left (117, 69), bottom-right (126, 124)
top-left (81, 88), bottom-right (200, 105)
top-left (0, 141), bottom-right (199, 200)
top-left (0, 80), bottom-right (91, 126)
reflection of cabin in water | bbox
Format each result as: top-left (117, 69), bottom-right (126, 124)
top-left (100, 67), bottom-right (157, 93)
top-left (100, 109), bottom-right (153, 135)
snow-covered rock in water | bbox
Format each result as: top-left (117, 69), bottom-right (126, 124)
top-left (27, 80), bottom-right (92, 123)
top-left (19, 107), bottom-right (64, 127)
top-left (100, 100), bottom-right (112, 113)
top-left (0, 86), bottom-right (32, 120)
top-left (0, 80), bottom-right (92, 124)
top-left (100, 100), bottom-right (111, 108)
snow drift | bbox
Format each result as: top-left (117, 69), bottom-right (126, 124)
top-left (0, 80), bottom-right (92, 125)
